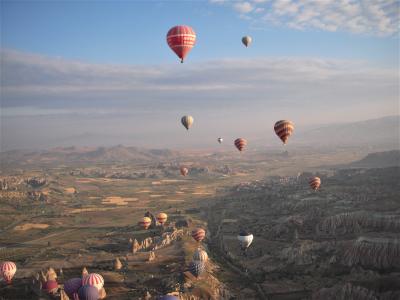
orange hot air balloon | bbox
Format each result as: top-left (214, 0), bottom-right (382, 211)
top-left (167, 25), bottom-right (196, 63)
top-left (157, 212), bottom-right (168, 225)
top-left (309, 177), bottom-right (321, 190)
top-left (274, 120), bottom-right (294, 144)
top-left (1, 261), bottom-right (17, 284)
top-left (234, 138), bottom-right (247, 152)
top-left (139, 217), bottom-right (152, 230)
top-left (180, 166), bottom-right (189, 176)
top-left (191, 228), bottom-right (206, 242)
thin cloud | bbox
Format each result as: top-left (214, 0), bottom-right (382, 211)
top-left (1, 48), bottom-right (397, 110)
top-left (233, 1), bottom-right (254, 13)
top-left (210, 0), bottom-right (399, 36)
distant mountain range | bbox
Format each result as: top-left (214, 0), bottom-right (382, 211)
top-left (348, 150), bottom-right (400, 168)
top-left (0, 145), bottom-right (178, 166)
top-left (292, 115), bottom-right (399, 150)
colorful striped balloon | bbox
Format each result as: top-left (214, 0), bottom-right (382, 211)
top-left (82, 273), bottom-right (104, 291)
top-left (274, 120), bottom-right (294, 144)
top-left (189, 260), bottom-right (205, 278)
top-left (167, 25), bottom-right (196, 63)
top-left (139, 217), bottom-right (152, 230)
top-left (309, 177), bottom-right (321, 190)
top-left (234, 138), bottom-right (247, 152)
top-left (191, 228), bottom-right (206, 242)
top-left (193, 248), bottom-right (208, 262)
top-left (1, 261), bottom-right (16, 284)
top-left (157, 212), bottom-right (168, 225)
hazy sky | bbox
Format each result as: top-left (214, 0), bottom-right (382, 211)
top-left (1, 0), bottom-right (399, 151)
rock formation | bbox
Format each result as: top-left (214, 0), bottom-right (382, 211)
top-left (342, 237), bottom-right (400, 269)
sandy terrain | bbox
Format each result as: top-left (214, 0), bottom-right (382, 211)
top-left (13, 223), bottom-right (49, 231)
top-left (102, 196), bottom-right (139, 205)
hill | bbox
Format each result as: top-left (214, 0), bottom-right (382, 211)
top-left (0, 145), bottom-right (177, 167)
top-left (348, 150), bottom-right (400, 168)
top-left (292, 115), bottom-right (399, 150)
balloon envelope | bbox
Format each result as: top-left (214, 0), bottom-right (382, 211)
top-left (1, 261), bottom-right (16, 283)
top-left (82, 273), bottom-right (104, 291)
top-left (191, 228), bottom-right (206, 242)
top-left (167, 25), bottom-right (196, 63)
top-left (78, 285), bottom-right (99, 300)
top-left (234, 138), bottom-right (247, 152)
top-left (242, 36), bottom-right (252, 47)
top-left (217, 138), bottom-right (223, 144)
top-left (64, 278), bottom-right (82, 298)
top-left (181, 115), bottom-right (194, 130)
top-left (309, 177), bottom-right (321, 190)
top-left (274, 120), bottom-right (294, 144)
top-left (237, 231), bottom-right (254, 249)
top-left (43, 280), bottom-right (58, 292)
top-left (180, 166), bottom-right (189, 176)
top-left (157, 212), bottom-right (168, 225)
top-left (193, 248), bottom-right (208, 262)
top-left (139, 217), bottom-right (152, 230)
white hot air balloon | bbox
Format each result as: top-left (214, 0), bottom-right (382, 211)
top-left (237, 231), bottom-right (253, 250)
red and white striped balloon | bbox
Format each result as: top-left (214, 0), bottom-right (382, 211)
top-left (166, 25), bottom-right (196, 63)
top-left (1, 261), bottom-right (17, 283)
top-left (274, 120), bottom-right (294, 144)
top-left (309, 177), bottom-right (321, 190)
top-left (82, 273), bottom-right (104, 291)
top-left (234, 138), bottom-right (247, 152)
top-left (191, 228), bottom-right (206, 242)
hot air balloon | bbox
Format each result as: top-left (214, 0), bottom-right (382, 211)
top-left (157, 212), bottom-right (168, 225)
top-left (180, 166), bottom-right (189, 176)
top-left (191, 228), bottom-right (206, 242)
top-left (234, 138), bottom-right (247, 152)
top-left (63, 278), bottom-right (82, 299)
top-left (43, 280), bottom-right (58, 294)
top-left (167, 25), bottom-right (196, 63)
top-left (82, 273), bottom-right (104, 291)
top-left (181, 115), bottom-right (194, 130)
top-left (274, 120), bottom-right (294, 144)
top-left (309, 177), bottom-right (321, 190)
top-left (237, 231), bottom-right (253, 250)
top-left (242, 36), bottom-right (252, 47)
top-left (189, 261), bottom-right (205, 278)
top-left (217, 137), bottom-right (223, 144)
top-left (193, 248), bottom-right (208, 262)
top-left (78, 285), bottom-right (99, 300)
top-left (1, 261), bottom-right (16, 284)
top-left (139, 217), bottom-right (152, 230)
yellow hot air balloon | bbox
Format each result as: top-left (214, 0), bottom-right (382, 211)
top-left (157, 212), bottom-right (168, 225)
top-left (139, 217), bottom-right (152, 230)
top-left (181, 115), bottom-right (194, 130)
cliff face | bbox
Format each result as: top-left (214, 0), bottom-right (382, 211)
top-left (130, 229), bottom-right (185, 253)
top-left (342, 237), bottom-right (400, 270)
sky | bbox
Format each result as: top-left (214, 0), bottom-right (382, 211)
top-left (1, 0), bottom-right (399, 151)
